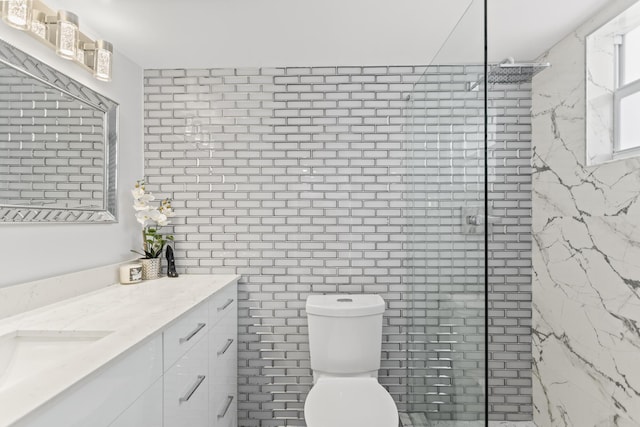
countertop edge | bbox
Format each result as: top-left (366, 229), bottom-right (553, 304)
top-left (0, 274), bottom-right (240, 427)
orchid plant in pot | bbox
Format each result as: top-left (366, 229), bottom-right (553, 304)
top-left (131, 180), bottom-right (175, 279)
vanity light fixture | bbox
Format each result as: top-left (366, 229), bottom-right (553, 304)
top-left (55, 10), bottom-right (78, 60)
top-left (30, 10), bottom-right (47, 39)
top-left (2, 0), bottom-right (32, 30)
top-left (92, 40), bottom-right (113, 82)
top-left (0, 0), bottom-right (114, 82)
top-left (75, 42), bottom-right (85, 65)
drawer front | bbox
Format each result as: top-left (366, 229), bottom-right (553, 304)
top-left (164, 335), bottom-right (209, 427)
top-left (209, 300), bottom-right (237, 427)
top-left (212, 389), bottom-right (237, 427)
top-left (210, 311), bottom-right (237, 387)
top-left (208, 284), bottom-right (236, 327)
top-left (163, 301), bottom-right (208, 371)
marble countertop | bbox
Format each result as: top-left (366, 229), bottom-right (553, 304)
top-left (0, 274), bottom-right (240, 427)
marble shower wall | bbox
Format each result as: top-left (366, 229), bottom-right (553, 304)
top-left (531, 0), bottom-right (640, 426)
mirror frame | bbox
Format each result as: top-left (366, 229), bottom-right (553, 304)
top-left (0, 38), bottom-right (118, 223)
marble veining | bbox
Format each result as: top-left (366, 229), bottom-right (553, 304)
top-left (0, 274), bottom-right (239, 426)
top-left (532, 1), bottom-right (640, 426)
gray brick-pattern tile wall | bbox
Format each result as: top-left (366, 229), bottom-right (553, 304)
top-left (143, 65), bottom-right (532, 425)
top-left (486, 84), bottom-right (533, 420)
top-left (0, 71), bottom-right (105, 207)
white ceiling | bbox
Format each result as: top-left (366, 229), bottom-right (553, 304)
top-left (44, 0), bottom-right (611, 69)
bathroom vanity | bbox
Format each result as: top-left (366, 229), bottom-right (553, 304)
top-left (0, 274), bottom-right (239, 427)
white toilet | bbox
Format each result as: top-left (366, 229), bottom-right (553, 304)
top-left (304, 294), bottom-right (399, 427)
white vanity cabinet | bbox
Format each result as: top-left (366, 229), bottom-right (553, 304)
top-left (14, 335), bottom-right (163, 427)
top-left (6, 276), bottom-right (239, 427)
top-left (208, 285), bottom-right (238, 427)
top-left (161, 285), bottom-right (238, 427)
top-left (108, 379), bottom-right (163, 427)
top-left (164, 335), bottom-right (210, 427)
top-left (163, 301), bottom-right (210, 427)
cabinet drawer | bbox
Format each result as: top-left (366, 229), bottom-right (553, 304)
top-left (212, 390), bottom-right (237, 427)
top-left (208, 285), bottom-right (236, 327)
top-left (210, 316), bottom-right (237, 385)
top-left (163, 302), bottom-right (208, 370)
top-left (209, 304), bottom-right (237, 427)
top-left (164, 336), bottom-right (209, 427)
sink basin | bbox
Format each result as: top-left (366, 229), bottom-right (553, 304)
top-left (0, 330), bottom-right (112, 391)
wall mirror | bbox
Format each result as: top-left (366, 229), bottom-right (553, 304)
top-left (0, 38), bottom-right (118, 223)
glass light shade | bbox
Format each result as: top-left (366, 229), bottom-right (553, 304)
top-left (30, 10), bottom-right (46, 39)
top-left (2, 0), bottom-right (32, 30)
top-left (93, 40), bottom-right (113, 82)
top-left (55, 10), bottom-right (79, 60)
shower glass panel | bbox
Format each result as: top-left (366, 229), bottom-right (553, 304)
top-left (404, 0), bottom-right (487, 425)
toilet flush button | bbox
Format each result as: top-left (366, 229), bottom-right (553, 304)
top-left (337, 298), bottom-right (353, 303)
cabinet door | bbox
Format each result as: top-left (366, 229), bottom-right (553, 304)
top-left (164, 302), bottom-right (208, 371)
top-left (14, 335), bottom-right (162, 427)
top-left (108, 379), bottom-right (162, 427)
top-left (164, 334), bottom-right (209, 427)
top-left (209, 297), bottom-right (237, 427)
top-left (208, 285), bottom-right (236, 327)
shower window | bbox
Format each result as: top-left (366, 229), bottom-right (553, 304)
top-left (585, 0), bottom-right (640, 166)
top-left (614, 25), bottom-right (640, 155)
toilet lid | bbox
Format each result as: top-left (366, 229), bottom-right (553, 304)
top-left (304, 377), bottom-right (398, 427)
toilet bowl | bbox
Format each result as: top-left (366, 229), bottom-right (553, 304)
top-left (304, 377), bottom-right (398, 427)
top-left (304, 294), bottom-right (398, 427)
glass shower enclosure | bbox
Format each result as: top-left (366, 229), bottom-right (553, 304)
top-left (403, 0), bottom-right (487, 425)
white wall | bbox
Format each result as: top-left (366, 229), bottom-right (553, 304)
top-left (532, 0), bottom-right (640, 425)
top-left (0, 26), bottom-right (144, 288)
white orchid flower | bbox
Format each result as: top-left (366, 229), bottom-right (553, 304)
top-left (133, 199), bottom-right (151, 211)
top-left (135, 210), bottom-right (151, 225)
top-left (141, 193), bottom-right (155, 203)
top-left (159, 199), bottom-right (176, 217)
top-left (131, 187), bottom-right (145, 200)
top-left (132, 181), bottom-right (175, 258)
top-left (149, 209), bottom-right (168, 226)
top-left (159, 206), bottom-right (175, 218)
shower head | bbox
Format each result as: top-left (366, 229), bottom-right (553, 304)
top-left (467, 57), bottom-right (551, 91)
top-left (487, 57), bottom-right (551, 84)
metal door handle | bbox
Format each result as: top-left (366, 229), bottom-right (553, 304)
top-left (179, 375), bottom-right (206, 403)
top-left (218, 298), bottom-right (234, 312)
top-left (466, 214), bottom-right (501, 226)
top-left (217, 338), bottom-right (234, 356)
top-left (179, 323), bottom-right (206, 343)
top-left (217, 395), bottom-right (234, 418)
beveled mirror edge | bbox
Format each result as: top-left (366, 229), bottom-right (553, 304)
top-left (0, 38), bottom-right (119, 224)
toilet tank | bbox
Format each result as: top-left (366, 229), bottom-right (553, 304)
top-left (306, 294), bottom-right (385, 375)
